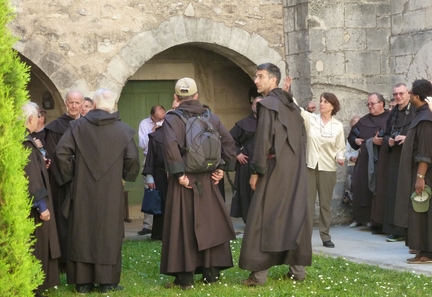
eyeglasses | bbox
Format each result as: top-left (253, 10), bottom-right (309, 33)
top-left (37, 114), bottom-right (41, 118)
top-left (392, 91), bottom-right (407, 97)
top-left (365, 102), bottom-right (380, 107)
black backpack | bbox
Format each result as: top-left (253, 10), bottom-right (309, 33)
top-left (168, 109), bottom-right (221, 173)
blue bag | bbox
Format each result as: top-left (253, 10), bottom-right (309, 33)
top-left (141, 189), bottom-right (162, 215)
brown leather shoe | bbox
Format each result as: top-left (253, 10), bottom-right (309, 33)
top-left (164, 282), bottom-right (192, 290)
top-left (241, 277), bottom-right (263, 286)
top-left (407, 254), bottom-right (432, 264)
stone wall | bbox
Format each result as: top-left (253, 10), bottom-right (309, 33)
top-left (8, 0), bottom-right (432, 225)
top-left (10, 0), bottom-right (285, 99)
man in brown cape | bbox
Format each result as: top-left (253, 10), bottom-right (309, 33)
top-left (23, 102), bottom-right (61, 297)
top-left (229, 95), bottom-right (262, 223)
top-left (239, 63), bottom-right (311, 285)
top-left (55, 89), bottom-right (140, 293)
top-left (44, 90), bottom-right (84, 268)
top-left (347, 93), bottom-right (389, 233)
top-left (161, 77), bottom-right (237, 289)
top-left (395, 79), bottom-right (432, 263)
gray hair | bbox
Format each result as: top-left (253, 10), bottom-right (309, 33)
top-left (22, 102), bottom-right (39, 125)
top-left (93, 89), bottom-right (116, 112)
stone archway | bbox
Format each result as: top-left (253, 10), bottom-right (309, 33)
top-left (406, 40), bottom-right (432, 86)
top-left (97, 16), bottom-right (286, 96)
top-left (14, 36), bottom-right (90, 107)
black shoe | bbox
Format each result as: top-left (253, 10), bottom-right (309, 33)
top-left (371, 226), bottom-right (383, 234)
top-left (100, 284), bottom-right (124, 293)
top-left (323, 240), bottom-right (335, 248)
top-left (76, 283), bottom-right (95, 293)
top-left (138, 228), bottom-right (151, 235)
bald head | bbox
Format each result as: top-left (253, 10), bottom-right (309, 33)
top-left (65, 90), bottom-right (84, 119)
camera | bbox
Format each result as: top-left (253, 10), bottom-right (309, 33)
top-left (352, 127), bottom-right (361, 138)
top-left (377, 129), bottom-right (384, 137)
top-left (391, 131), bottom-right (400, 139)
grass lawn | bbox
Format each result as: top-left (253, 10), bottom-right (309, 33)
top-left (41, 238), bottom-right (432, 296)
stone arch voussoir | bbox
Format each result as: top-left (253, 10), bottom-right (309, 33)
top-left (100, 16), bottom-right (285, 96)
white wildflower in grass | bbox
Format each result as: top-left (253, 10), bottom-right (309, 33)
top-left (54, 286), bottom-right (58, 289)
top-left (325, 287), bottom-right (331, 290)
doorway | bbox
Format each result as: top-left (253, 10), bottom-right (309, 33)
top-left (118, 80), bottom-right (175, 204)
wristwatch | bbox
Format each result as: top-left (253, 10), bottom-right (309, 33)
top-left (417, 173), bottom-right (425, 179)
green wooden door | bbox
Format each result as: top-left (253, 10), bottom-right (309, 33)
top-left (118, 80), bottom-right (175, 204)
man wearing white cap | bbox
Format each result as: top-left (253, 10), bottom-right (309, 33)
top-left (160, 77), bottom-right (237, 289)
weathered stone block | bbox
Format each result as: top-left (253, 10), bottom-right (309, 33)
top-left (21, 36), bottom-right (48, 64)
top-left (309, 3), bottom-right (344, 29)
top-left (345, 3), bottom-right (376, 28)
top-left (390, 0), bottom-right (407, 15)
top-left (106, 55), bottom-right (133, 84)
top-left (310, 51), bottom-right (345, 76)
top-left (126, 31), bottom-right (163, 63)
top-left (169, 16), bottom-right (189, 44)
top-left (394, 55), bottom-right (412, 75)
top-left (390, 34), bottom-right (414, 56)
top-left (309, 29), bottom-right (326, 52)
top-left (364, 76), bottom-right (392, 94)
top-left (411, 0), bottom-right (430, 10)
top-left (210, 21), bottom-right (233, 47)
top-left (228, 27), bottom-right (251, 54)
top-left (283, 7), bottom-right (295, 32)
top-left (377, 3), bottom-right (391, 16)
top-left (50, 65), bottom-right (80, 90)
top-left (97, 74), bottom-right (123, 98)
top-left (326, 29), bottom-right (367, 51)
top-left (403, 10), bottom-right (426, 33)
top-left (377, 15), bottom-right (391, 28)
top-left (153, 20), bottom-right (177, 50)
top-left (292, 77), bottom-right (313, 101)
top-left (391, 14), bottom-right (404, 35)
top-left (287, 30), bottom-right (309, 54)
top-left (366, 28), bottom-right (391, 50)
top-left (39, 52), bottom-right (66, 76)
top-left (427, 7), bottom-right (432, 30)
top-left (295, 2), bottom-right (308, 30)
top-left (192, 18), bottom-right (215, 43)
top-left (412, 31), bottom-right (432, 53)
top-left (346, 51), bottom-right (381, 75)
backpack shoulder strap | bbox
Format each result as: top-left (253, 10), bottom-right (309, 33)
top-left (167, 109), bottom-right (188, 124)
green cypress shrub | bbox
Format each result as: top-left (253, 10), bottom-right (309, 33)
top-left (0, 0), bottom-right (44, 295)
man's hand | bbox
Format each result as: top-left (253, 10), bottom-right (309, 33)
top-left (282, 76), bottom-right (292, 92)
top-left (354, 138), bottom-right (364, 146)
top-left (337, 158), bottom-right (344, 166)
top-left (394, 134), bottom-right (406, 145)
top-left (33, 138), bottom-right (43, 148)
top-left (147, 182), bottom-right (156, 189)
top-left (44, 158), bottom-right (51, 169)
top-left (212, 169), bottom-right (224, 185)
top-left (415, 176), bottom-right (426, 195)
top-left (178, 175), bottom-right (192, 188)
top-left (40, 209), bottom-right (50, 221)
top-left (236, 153), bottom-right (249, 164)
top-left (372, 132), bottom-right (383, 146)
top-left (249, 174), bottom-right (258, 191)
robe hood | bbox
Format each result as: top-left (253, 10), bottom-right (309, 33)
top-left (69, 110), bottom-right (136, 181)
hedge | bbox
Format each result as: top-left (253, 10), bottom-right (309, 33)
top-left (0, 0), bottom-right (44, 296)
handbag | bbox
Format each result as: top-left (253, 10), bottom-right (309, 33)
top-left (141, 189), bottom-right (162, 215)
